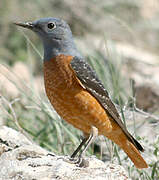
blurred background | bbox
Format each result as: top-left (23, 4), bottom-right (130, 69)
top-left (0, 0), bottom-right (159, 179)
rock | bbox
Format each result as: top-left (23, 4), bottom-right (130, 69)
top-left (0, 126), bottom-right (130, 180)
top-left (135, 85), bottom-right (159, 112)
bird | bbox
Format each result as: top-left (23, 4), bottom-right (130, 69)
top-left (14, 17), bottom-right (148, 169)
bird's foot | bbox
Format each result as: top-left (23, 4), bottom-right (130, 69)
top-left (70, 155), bottom-right (89, 167)
top-left (60, 155), bottom-right (89, 168)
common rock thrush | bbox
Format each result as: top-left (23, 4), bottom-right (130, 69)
top-left (15, 17), bottom-right (148, 169)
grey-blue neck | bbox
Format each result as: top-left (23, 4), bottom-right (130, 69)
top-left (41, 37), bottom-right (82, 61)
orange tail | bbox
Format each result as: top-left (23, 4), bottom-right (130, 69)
top-left (104, 132), bottom-right (148, 169)
top-left (121, 140), bottom-right (148, 168)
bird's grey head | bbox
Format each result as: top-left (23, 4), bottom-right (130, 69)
top-left (15, 17), bottom-right (81, 60)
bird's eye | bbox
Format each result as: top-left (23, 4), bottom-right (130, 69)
top-left (47, 22), bottom-right (56, 30)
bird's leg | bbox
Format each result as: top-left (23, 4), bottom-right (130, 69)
top-left (70, 126), bottom-right (98, 167)
top-left (80, 126), bottom-right (98, 157)
top-left (71, 136), bottom-right (89, 159)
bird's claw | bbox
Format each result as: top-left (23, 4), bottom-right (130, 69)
top-left (60, 155), bottom-right (89, 167)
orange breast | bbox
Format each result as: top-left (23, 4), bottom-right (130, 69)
top-left (43, 55), bottom-right (112, 135)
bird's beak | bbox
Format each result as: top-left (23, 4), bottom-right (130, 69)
top-left (14, 22), bottom-right (34, 30)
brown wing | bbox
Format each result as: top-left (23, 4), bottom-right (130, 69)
top-left (70, 56), bottom-right (144, 152)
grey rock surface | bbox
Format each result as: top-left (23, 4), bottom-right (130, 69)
top-left (0, 126), bottom-right (130, 180)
